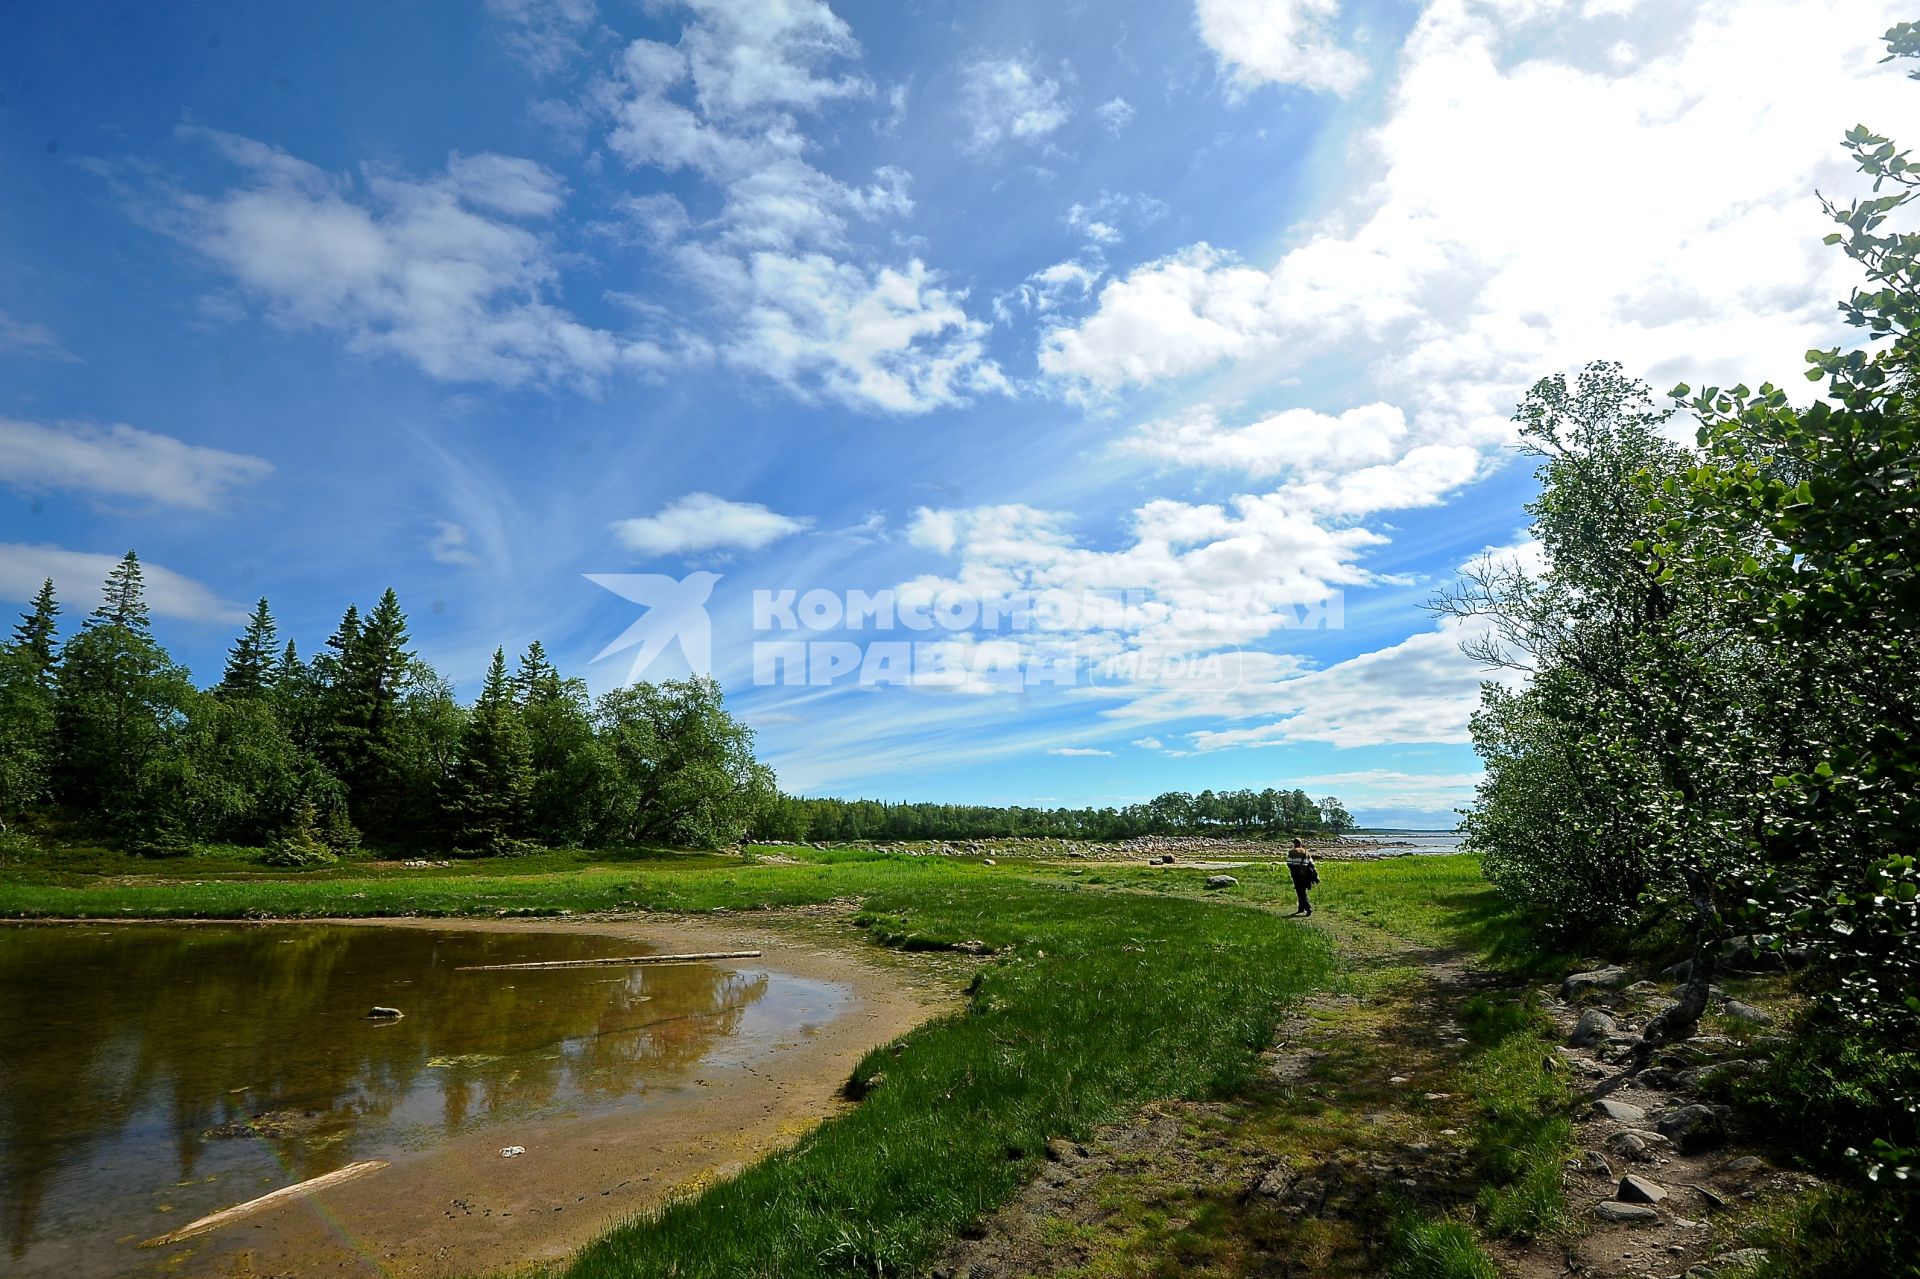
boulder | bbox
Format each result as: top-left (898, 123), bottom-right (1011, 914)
top-left (1721, 1000), bottom-right (1773, 1026)
top-left (1657, 1103), bottom-right (1730, 1153)
top-left (1606, 1130), bottom-right (1656, 1163)
top-left (1594, 1098), bottom-right (1647, 1124)
top-left (1206, 874), bottom-right (1239, 888)
top-left (1569, 1008), bottom-right (1619, 1047)
top-left (1562, 966), bottom-right (1632, 1000)
top-left (1618, 1174), bottom-right (1667, 1204)
top-left (1594, 1200), bottom-right (1660, 1223)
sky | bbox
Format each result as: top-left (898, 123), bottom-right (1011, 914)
top-left (0, 0), bottom-right (1912, 827)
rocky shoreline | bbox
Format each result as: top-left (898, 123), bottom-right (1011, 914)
top-left (745, 834), bottom-right (1454, 863)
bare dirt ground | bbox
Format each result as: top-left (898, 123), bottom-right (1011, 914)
top-left (165, 908), bottom-right (965, 1279)
top-left (930, 918), bottom-right (1812, 1279)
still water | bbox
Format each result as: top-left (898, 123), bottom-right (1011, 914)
top-left (0, 923), bottom-right (847, 1277)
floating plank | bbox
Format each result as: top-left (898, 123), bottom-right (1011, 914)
top-left (456, 949), bottom-right (763, 972)
top-left (141, 1160), bottom-right (388, 1247)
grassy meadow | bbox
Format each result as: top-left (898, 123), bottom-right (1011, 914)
top-left (0, 847), bottom-right (1576, 1277)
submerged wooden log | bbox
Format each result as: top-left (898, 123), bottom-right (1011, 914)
top-left (456, 949), bottom-right (763, 972)
top-left (141, 1160), bottom-right (389, 1247)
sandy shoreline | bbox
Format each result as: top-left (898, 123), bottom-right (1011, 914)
top-left (115, 912), bottom-right (957, 1278)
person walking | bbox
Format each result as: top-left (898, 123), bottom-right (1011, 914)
top-left (1286, 838), bottom-right (1318, 917)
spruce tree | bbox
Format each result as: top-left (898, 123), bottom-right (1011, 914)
top-left (91, 551), bottom-right (149, 631)
top-left (217, 598), bottom-right (279, 698)
top-left (514, 640), bottom-right (562, 704)
top-left (11, 579), bottom-right (59, 681)
top-left (53, 552), bottom-right (192, 829)
top-left (443, 648), bottom-right (533, 855)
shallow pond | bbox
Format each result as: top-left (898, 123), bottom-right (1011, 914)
top-left (0, 922), bottom-right (849, 1277)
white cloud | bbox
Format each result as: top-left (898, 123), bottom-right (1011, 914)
top-left (1096, 97), bottom-right (1136, 136)
top-left (0, 309), bottom-right (76, 361)
top-left (1123, 402), bottom-right (1410, 479)
top-left (612, 492), bottom-right (811, 557)
top-left (597, 4), bottom-right (1005, 412)
top-left (1293, 768), bottom-right (1484, 810)
top-left (0, 418), bottom-right (272, 511)
top-left (1132, 736), bottom-right (1164, 750)
top-left (1185, 619), bottom-right (1519, 750)
top-left (1064, 191), bottom-right (1168, 248)
top-left (1047, 0), bottom-right (1918, 478)
top-left (486, 0), bottom-right (597, 75)
top-left (960, 57), bottom-right (1072, 151)
top-left (140, 129), bottom-right (665, 388)
top-left (995, 259), bottom-right (1102, 320)
top-left (0, 544), bottom-right (244, 625)
top-left (1048, 746), bottom-right (1114, 756)
top-left (428, 520), bottom-right (479, 565)
top-left (1193, 0), bottom-right (1369, 96)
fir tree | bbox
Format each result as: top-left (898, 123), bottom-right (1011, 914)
top-left (514, 640), bottom-right (562, 705)
top-left (11, 579), bottom-right (60, 680)
top-left (218, 598), bottom-right (279, 698)
top-left (442, 648), bottom-right (533, 855)
top-left (89, 552), bottom-right (150, 632)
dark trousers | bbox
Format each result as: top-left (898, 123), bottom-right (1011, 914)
top-left (1290, 872), bottom-right (1312, 914)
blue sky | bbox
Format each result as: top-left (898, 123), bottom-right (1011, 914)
top-left (1, 0), bottom-right (1912, 826)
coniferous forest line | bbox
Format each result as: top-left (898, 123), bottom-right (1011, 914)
top-left (0, 557), bottom-right (1358, 861)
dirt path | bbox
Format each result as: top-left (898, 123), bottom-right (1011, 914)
top-left (154, 909), bottom-right (964, 1279)
top-left (930, 912), bottom-right (1811, 1279)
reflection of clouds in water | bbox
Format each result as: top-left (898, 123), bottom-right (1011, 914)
top-left (0, 926), bottom-right (796, 1275)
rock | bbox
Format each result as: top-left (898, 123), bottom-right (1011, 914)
top-left (366, 1006), bottom-right (403, 1019)
top-left (1595, 1098), bottom-right (1647, 1124)
top-left (1249, 1161), bottom-right (1298, 1200)
top-left (1687, 1248), bottom-right (1770, 1277)
top-left (1582, 1151), bottom-right (1614, 1178)
top-left (1570, 1008), bottom-right (1620, 1047)
top-left (1721, 1155), bottom-right (1766, 1175)
top-left (1607, 1130), bottom-right (1656, 1163)
top-left (1044, 1137), bottom-right (1084, 1163)
top-left (1660, 959), bottom-right (1693, 981)
top-left (1594, 1200), bottom-right (1660, 1223)
top-left (1721, 1000), bottom-right (1773, 1026)
top-left (981, 858), bottom-right (997, 866)
top-left (1562, 966), bottom-right (1632, 999)
top-left (1206, 874), bottom-right (1239, 888)
top-left (499, 1145), bottom-right (525, 1158)
top-left (1657, 1104), bottom-right (1730, 1153)
top-left (1618, 1174), bottom-right (1668, 1204)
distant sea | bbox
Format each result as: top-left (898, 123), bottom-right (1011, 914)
top-left (1347, 830), bottom-right (1468, 853)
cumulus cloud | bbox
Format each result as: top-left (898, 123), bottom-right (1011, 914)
top-left (612, 492), bottom-right (811, 557)
top-left (0, 417), bottom-right (272, 511)
top-left (133, 128), bottom-right (666, 388)
top-left (959, 57), bottom-right (1072, 151)
top-left (1132, 736), bottom-right (1164, 750)
top-left (597, 1), bottom-right (1004, 412)
top-left (1047, 0), bottom-right (1918, 455)
top-left (1193, 0), bottom-right (1369, 96)
top-left (1185, 619), bottom-right (1521, 750)
top-left (0, 544), bottom-right (244, 624)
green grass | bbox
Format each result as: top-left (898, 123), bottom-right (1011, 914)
top-left (2, 845), bottom-right (1341, 1278)
top-left (1383, 1207), bottom-right (1500, 1279)
top-left (559, 880), bottom-right (1334, 1277)
top-left (1456, 991), bottom-right (1573, 1239)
